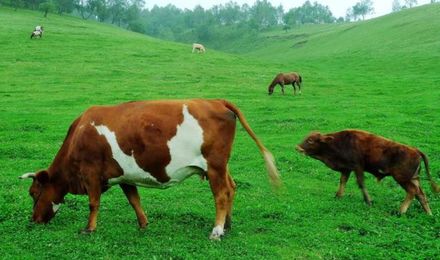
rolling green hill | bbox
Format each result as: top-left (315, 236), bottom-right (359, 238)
top-left (1, 4), bottom-right (440, 259)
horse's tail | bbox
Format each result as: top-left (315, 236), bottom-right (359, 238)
top-left (298, 75), bottom-right (302, 84)
top-left (418, 150), bottom-right (440, 193)
top-left (222, 100), bottom-right (281, 189)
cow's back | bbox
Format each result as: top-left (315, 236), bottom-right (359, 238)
top-left (63, 99), bottom-right (236, 188)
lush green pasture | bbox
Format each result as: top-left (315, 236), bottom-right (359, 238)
top-left (1, 5), bottom-right (440, 259)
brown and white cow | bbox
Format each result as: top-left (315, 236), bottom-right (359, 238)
top-left (20, 99), bottom-right (280, 239)
top-left (296, 129), bottom-right (440, 215)
top-left (30, 25), bottom-right (44, 39)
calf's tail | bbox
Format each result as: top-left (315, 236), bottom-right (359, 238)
top-left (418, 150), bottom-right (440, 193)
top-left (223, 100), bottom-right (281, 188)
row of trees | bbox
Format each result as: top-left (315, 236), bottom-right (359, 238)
top-left (2, 0), bottom-right (433, 45)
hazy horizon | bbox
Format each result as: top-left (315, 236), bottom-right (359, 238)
top-left (145, 0), bottom-right (431, 19)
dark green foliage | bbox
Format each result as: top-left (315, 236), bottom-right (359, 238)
top-left (38, 0), bottom-right (55, 17)
top-left (283, 0), bottom-right (335, 25)
top-left (346, 0), bottom-right (374, 21)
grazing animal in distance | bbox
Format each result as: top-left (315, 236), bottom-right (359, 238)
top-left (192, 43), bottom-right (206, 53)
top-left (31, 25), bottom-right (44, 39)
top-left (296, 129), bottom-right (440, 215)
top-left (19, 99), bottom-right (280, 240)
top-left (268, 72), bottom-right (302, 95)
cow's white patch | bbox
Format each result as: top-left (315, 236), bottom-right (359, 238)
top-left (209, 225), bottom-right (224, 240)
top-left (52, 202), bottom-right (60, 213)
top-left (93, 123), bottom-right (161, 187)
top-left (93, 104), bottom-right (207, 189)
top-left (165, 104), bottom-right (207, 177)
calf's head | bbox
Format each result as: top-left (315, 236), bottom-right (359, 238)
top-left (19, 170), bottom-right (63, 223)
top-left (296, 132), bottom-right (334, 157)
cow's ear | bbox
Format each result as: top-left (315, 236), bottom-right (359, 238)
top-left (321, 136), bottom-right (334, 143)
top-left (36, 170), bottom-right (50, 184)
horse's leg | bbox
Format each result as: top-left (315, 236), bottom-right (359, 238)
top-left (280, 83), bottom-right (285, 95)
top-left (297, 81), bottom-right (302, 95)
top-left (292, 82), bottom-right (296, 95)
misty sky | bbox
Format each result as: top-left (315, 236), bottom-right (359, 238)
top-left (145, 0), bottom-right (431, 19)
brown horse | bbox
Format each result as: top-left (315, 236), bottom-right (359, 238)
top-left (268, 72), bottom-right (302, 95)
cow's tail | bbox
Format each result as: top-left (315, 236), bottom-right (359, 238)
top-left (223, 100), bottom-right (281, 188)
top-left (418, 150), bottom-right (440, 193)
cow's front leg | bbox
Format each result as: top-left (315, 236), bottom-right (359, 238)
top-left (355, 169), bottom-right (372, 205)
top-left (81, 190), bottom-right (101, 234)
top-left (120, 184), bottom-right (148, 228)
top-left (208, 166), bottom-right (235, 240)
top-left (335, 171), bottom-right (351, 198)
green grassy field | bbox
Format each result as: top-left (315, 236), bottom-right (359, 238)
top-left (1, 4), bottom-right (440, 259)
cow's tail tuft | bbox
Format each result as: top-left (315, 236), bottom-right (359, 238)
top-left (223, 100), bottom-right (281, 189)
top-left (418, 150), bottom-right (440, 193)
top-left (262, 149), bottom-right (281, 188)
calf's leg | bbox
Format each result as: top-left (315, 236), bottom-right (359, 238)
top-left (335, 171), bottom-right (351, 198)
top-left (399, 181), bottom-right (416, 214)
top-left (412, 178), bottom-right (432, 215)
top-left (355, 169), bottom-right (372, 205)
top-left (120, 184), bottom-right (148, 228)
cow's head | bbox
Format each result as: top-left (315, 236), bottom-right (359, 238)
top-left (296, 132), bottom-right (334, 157)
top-left (19, 170), bottom-right (63, 224)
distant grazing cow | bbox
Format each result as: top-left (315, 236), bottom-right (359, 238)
top-left (268, 72), bottom-right (302, 95)
top-left (192, 43), bottom-right (206, 53)
top-left (296, 129), bottom-right (440, 215)
top-left (31, 25), bottom-right (44, 39)
top-left (20, 99), bottom-right (280, 240)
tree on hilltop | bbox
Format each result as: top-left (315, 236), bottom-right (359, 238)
top-left (404, 0), bottom-right (418, 7)
top-left (352, 0), bottom-right (374, 20)
top-left (392, 0), bottom-right (402, 12)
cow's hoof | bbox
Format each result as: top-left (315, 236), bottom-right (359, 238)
top-left (79, 228), bottom-right (95, 235)
top-left (391, 210), bottom-right (402, 216)
top-left (138, 221), bottom-right (149, 229)
top-left (209, 234), bottom-right (222, 241)
top-left (209, 225), bottom-right (224, 241)
top-left (138, 224), bottom-right (149, 232)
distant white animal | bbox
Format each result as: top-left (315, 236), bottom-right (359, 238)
top-left (31, 25), bottom-right (44, 39)
top-left (192, 43), bottom-right (206, 53)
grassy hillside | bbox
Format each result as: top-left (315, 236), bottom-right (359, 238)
top-left (1, 5), bottom-right (440, 259)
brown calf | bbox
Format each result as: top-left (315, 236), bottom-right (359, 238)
top-left (20, 99), bottom-right (280, 240)
top-left (296, 129), bottom-right (439, 214)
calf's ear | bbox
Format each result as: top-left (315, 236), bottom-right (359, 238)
top-left (321, 136), bottom-right (334, 143)
top-left (36, 170), bottom-right (50, 184)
